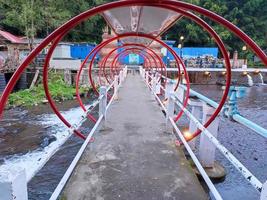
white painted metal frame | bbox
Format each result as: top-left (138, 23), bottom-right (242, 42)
top-left (142, 70), bottom-right (223, 200)
top-left (49, 69), bottom-right (127, 200)
top-left (0, 68), bottom-right (127, 200)
top-left (147, 69), bottom-right (266, 199)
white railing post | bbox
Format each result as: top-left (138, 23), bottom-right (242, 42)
top-left (199, 103), bottom-right (219, 167)
top-left (151, 74), bottom-right (156, 93)
top-left (166, 92), bottom-right (175, 132)
top-left (119, 70), bottom-right (123, 84)
top-left (188, 98), bottom-right (203, 150)
top-left (114, 75), bottom-right (119, 100)
top-left (0, 167), bottom-right (28, 200)
top-left (175, 85), bottom-right (184, 103)
top-left (145, 71), bottom-right (149, 85)
top-left (99, 86), bottom-right (107, 120)
top-left (165, 79), bottom-right (174, 100)
top-left (143, 68), bottom-right (145, 78)
top-left (155, 73), bottom-right (161, 95)
top-left (261, 181), bottom-right (267, 200)
top-left (123, 66), bottom-right (127, 79)
top-left (64, 69), bottom-right (72, 85)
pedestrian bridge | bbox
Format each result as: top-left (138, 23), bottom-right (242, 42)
top-left (0, 1), bottom-right (267, 200)
top-left (61, 72), bottom-right (207, 200)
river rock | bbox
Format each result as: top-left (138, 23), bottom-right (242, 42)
top-left (0, 127), bottom-right (8, 135)
top-left (40, 135), bottom-right (57, 148)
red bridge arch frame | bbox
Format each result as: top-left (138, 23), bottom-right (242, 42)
top-left (0, 0), bottom-right (266, 142)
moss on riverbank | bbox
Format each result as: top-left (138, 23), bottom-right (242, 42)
top-left (7, 73), bottom-right (92, 107)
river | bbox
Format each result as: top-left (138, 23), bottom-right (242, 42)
top-left (0, 84), bottom-right (266, 200)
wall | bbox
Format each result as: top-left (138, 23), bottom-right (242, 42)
top-left (49, 59), bottom-right (82, 70)
top-left (52, 45), bottom-right (71, 59)
top-left (71, 44), bottom-right (97, 60)
top-left (0, 73), bottom-right (6, 92)
top-left (187, 71), bottom-right (267, 86)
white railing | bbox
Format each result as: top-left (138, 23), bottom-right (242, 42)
top-left (140, 67), bottom-right (267, 200)
top-left (0, 66), bottom-right (128, 200)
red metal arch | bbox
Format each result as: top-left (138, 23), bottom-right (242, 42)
top-left (111, 49), bottom-right (155, 81)
top-left (85, 33), bottom-right (191, 125)
top-left (1, 0), bottom-right (266, 117)
top-left (96, 44), bottom-right (165, 83)
top-left (99, 48), bottom-right (154, 85)
top-left (59, 3), bottom-right (234, 141)
top-left (0, 0), bottom-right (265, 143)
top-left (108, 49), bottom-right (153, 82)
top-left (111, 44), bottom-right (166, 74)
top-left (107, 46), bottom-right (163, 82)
top-left (41, 5), bottom-right (235, 142)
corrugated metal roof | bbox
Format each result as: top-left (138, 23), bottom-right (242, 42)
top-left (0, 30), bottom-right (24, 43)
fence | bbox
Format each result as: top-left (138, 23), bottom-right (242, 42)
top-left (140, 66), bottom-right (267, 200)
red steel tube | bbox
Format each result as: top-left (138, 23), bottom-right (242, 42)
top-left (0, 1), bottom-right (265, 144)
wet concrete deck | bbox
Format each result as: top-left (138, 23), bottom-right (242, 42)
top-left (62, 73), bottom-right (207, 200)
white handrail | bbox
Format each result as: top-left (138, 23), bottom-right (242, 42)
top-left (49, 70), bottom-right (125, 200)
top-left (173, 97), bottom-right (263, 192)
top-left (142, 71), bottom-right (223, 200)
top-left (49, 114), bottom-right (104, 200)
top-left (143, 69), bottom-right (263, 195)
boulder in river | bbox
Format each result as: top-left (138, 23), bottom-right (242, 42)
top-left (40, 135), bottom-right (57, 148)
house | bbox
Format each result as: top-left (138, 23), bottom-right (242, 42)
top-left (0, 30), bottom-right (32, 91)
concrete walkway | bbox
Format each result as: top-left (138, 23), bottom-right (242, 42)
top-left (62, 74), bottom-right (207, 200)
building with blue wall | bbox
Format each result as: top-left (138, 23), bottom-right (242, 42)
top-left (117, 46), bottom-right (144, 65)
top-left (70, 43), bottom-right (99, 60)
top-left (162, 40), bottom-right (218, 64)
top-left (69, 41), bottom-right (218, 66)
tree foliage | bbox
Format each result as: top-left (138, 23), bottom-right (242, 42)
top-left (164, 0), bottom-right (267, 55)
top-left (0, 0), bottom-right (266, 54)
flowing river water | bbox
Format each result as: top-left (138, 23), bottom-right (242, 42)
top-left (0, 84), bottom-right (266, 200)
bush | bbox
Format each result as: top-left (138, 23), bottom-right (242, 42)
top-left (8, 72), bottom-right (91, 107)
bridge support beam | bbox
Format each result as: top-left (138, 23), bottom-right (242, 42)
top-left (0, 167), bottom-right (28, 200)
top-left (199, 103), bottom-right (219, 168)
top-left (188, 98), bottom-right (203, 150)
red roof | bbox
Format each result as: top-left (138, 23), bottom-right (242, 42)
top-left (0, 30), bottom-right (24, 43)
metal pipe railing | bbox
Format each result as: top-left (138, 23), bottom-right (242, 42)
top-left (49, 114), bottom-right (104, 200)
top-left (232, 114), bottom-right (267, 138)
top-left (142, 70), bottom-right (223, 200)
top-left (173, 97), bottom-right (263, 192)
top-left (161, 75), bottom-right (267, 139)
top-left (0, 68), bottom-right (127, 200)
top-left (48, 67), bottom-right (127, 200)
top-left (142, 68), bottom-right (266, 199)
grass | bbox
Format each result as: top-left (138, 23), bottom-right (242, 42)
top-left (7, 72), bottom-right (92, 108)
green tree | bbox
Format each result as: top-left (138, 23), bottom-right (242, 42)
top-left (164, 0), bottom-right (267, 57)
top-left (0, 0), bottom-right (71, 48)
top-left (0, 0), bottom-right (266, 53)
